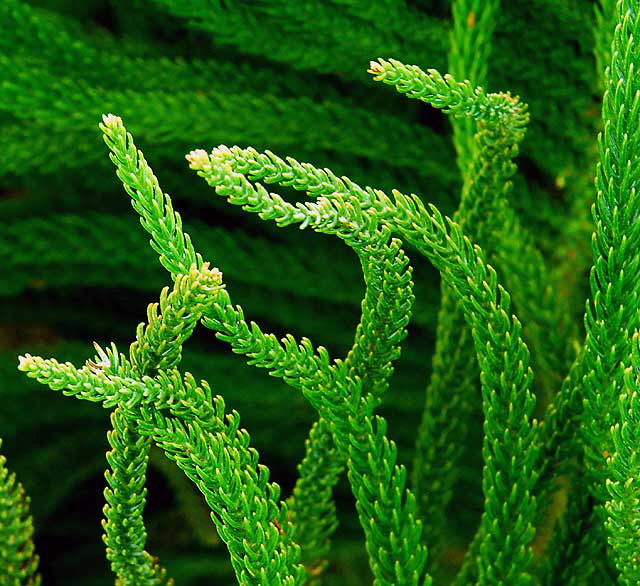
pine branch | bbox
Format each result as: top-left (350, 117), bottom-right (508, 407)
top-left (99, 114), bottom-right (204, 278)
top-left (365, 47), bottom-right (615, 586)
top-left (174, 144), bottom-right (442, 333)
top-left (165, 142), bottom-right (427, 584)
top-left (188, 95), bottom-right (538, 580)
top-left (98, 264), bottom-right (219, 584)
top-left (17, 354), bottom-right (306, 585)
top-left (99, 116), bottom-right (362, 580)
top-left (285, 419), bottom-right (341, 582)
top-left (100, 115), bottom-right (332, 386)
top-left (381, 197), bottom-right (538, 585)
top-left (181, 144), bottom-right (422, 582)
top-left (604, 332), bottom-right (640, 583)
top-left (17, 261), bottom-right (302, 584)
top-left (190, 66), bottom-right (539, 581)
top-left (1, 338), bottom-right (318, 461)
top-left (99, 264), bottom-right (221, 583)
top-left (368, 58), bottom-right (528, 129)
top-left (580, 0), bottom-right (640, 506)
top-left (411, 2), bottom-right (502, 563)
top-left (206, 311), bottom-right (430, 586)
top-left (102, 412), bottom-right (167, 586)
top-left (529, 4), bottom-right (640, 581)
top-left (210, 148), bottom-right (416, 384)
top-left (288, 231), bottom-right (415, 582)
top-left (128, 264), bottom-right (224, 374)
top-left (448, 0), bottom-right (501, 176)
top-left (199, 259), bottom-right (426, 585)
top-left (0, 438), bottom-right (40, 586)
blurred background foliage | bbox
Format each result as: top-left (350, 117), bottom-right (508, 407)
top-left (1, 0), bottom-right (600, 583)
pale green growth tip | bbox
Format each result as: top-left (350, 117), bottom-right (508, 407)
top-left (191, 261), bottom-right (224, 290)
top-left (185, 148), bottom-right (210, 171)
top-left (211, 145), bottom-right (234, 161)
top-left (85, 341), bottom-right (111, 373)
top-left (368, 57), bottom-right (527, 128)
top-left (186, 148), bottom-right (236, 182)
top-left (17, 354), bottom-right (33, 372)
top-left (18, 354), bottom-right (61, 377)
top-left (100, 113), bottom-right (123, 129)
top-left (367, 58), bottom-right (420, 81)
top-left (186, 146), bottom-right (236, 170)
top-left (368, 59), bottom-right (385, 76)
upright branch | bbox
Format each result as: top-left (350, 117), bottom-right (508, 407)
top-left (0, 439), bottom-right (40, 586)
top-left (581, 0), bottom-right (640, 506)
top-left (448, 0), bottom-right (501, 175)
top-left (403, 0), bottom-right (503, 563)
top-left (188, 148), bottom-right (428, 585)
top-left (605, 333), bottom-right (640, 584)
top-left (366, 60), bottom-right (538, 583)
top-left (190, 79), bottom-right (538, 580)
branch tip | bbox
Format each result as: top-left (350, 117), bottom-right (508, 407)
top-left (101, 113), bottom-right (122, 128)
top-left (185, 149), bottom-right (210, 170)
top-left (17, 354), bottom-right (33, 371)
top-left (368, 60), bottom-right (385, 75)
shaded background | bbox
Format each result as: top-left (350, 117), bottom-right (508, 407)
top-left (1, 0), bottom-right (599, 583)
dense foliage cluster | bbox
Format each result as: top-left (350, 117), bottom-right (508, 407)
top-left (2, 0), bottom-right (639, 584)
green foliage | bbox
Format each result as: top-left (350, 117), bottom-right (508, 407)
top-left (0, 440), bottom-right (40, 586)
top-left (4, 0), bottom-right (640, 584)
top-left (605, 333), bottom-right (640, 584)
